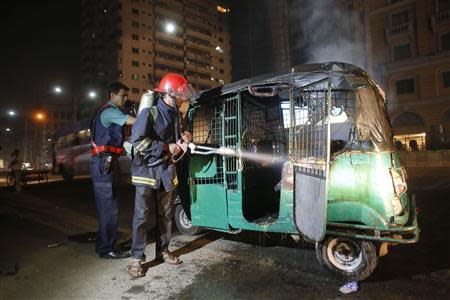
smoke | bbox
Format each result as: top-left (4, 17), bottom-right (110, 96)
top-left (290, 0), bottom-right (367, 68)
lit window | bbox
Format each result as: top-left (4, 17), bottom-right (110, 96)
top-left (219, 79), bottom-right (224, 85)
top-left (132, 74), bottom-right (140, 80)
top-left (217, 6), bottom-right (230, 13)
top-left (215, 46), bottom-right (224, 53)
top-left (396, 78), bottom-right (415, 94)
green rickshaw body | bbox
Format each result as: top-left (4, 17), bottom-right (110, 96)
top-left (184, 62), bottom-right (419, 246)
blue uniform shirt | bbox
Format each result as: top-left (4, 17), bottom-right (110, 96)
top-left (100, 101), bottom-right (129, 128)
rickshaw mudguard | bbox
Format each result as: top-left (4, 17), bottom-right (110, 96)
top-left (293, 166), bottom-right (327, 242)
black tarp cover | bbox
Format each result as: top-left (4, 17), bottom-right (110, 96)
top-left (194, 62), bottom-right (393, 151)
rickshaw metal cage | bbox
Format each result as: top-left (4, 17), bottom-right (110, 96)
top-left (289, 80), bottom-right (356, 171)
top-left (191, 95), bottom-right (241, 190)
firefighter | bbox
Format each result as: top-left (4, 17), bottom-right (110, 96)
top-left (90, 82), bottom-right (136, 259)
top-left (128, 73), bottom-right (193, 278)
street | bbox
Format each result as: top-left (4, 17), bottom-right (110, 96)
top-left (1, 168), bottom-right (449, 300)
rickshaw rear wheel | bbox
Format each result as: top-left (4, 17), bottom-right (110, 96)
top-left (6, 173), bottom-right (15, 187)
top-left (174, 205), bottom-right (202, 235)
top-left (315, 237), bottom-right (378, 281)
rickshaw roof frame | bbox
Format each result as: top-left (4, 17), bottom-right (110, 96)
top-left (193, 62), bottom-right (374, 104)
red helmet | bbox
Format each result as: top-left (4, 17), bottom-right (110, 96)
top-left (154, 73), bottom-right (194, 100)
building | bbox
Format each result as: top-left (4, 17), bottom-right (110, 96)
top-left (80, 0), bottom-right (232, 116)
top-left (231, 0), bottom-right (291, 80)
top-left (365, 0), bottom-right (450, 150)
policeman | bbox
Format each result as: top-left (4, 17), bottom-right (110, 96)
top-left (90, 82), bottom-right (136, 259)
top-left (128, 73), bottom-right (193, 278)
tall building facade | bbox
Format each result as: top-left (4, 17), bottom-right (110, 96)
top-left (80, 0), bottom-right (232, 115)
top-left (231, 0), bottom-right (291, 80)
top-left (365, 0), bottom-right (450, 150)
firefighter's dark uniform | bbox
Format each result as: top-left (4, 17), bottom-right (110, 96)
top-left (90, 102), bottom-right (127, 256)
top-left (130, 96), bottom-right (179, 260)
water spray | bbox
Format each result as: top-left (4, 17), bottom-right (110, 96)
top-left (188, 143), bottom-right (286, 165)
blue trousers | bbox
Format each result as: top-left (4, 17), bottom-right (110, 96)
top-left (91, 156), bottom-right (120, 255)
top-left (131, 186), bottom-right (173, 260)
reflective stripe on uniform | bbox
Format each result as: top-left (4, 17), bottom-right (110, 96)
top-left (131, 176), bottom-right (157, 185)
top-left (172, 176), bottom-right (178, 185)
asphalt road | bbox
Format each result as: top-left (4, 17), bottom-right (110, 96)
top-left (0, 168), bottom-right (449, 299)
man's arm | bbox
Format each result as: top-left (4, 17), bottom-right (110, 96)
top-left (126, 116), bottom-right (136, 125)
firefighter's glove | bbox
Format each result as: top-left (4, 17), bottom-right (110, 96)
top-left (135, 137), bottom-right (152, 155)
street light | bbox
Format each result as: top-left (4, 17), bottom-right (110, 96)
top-left (53, 86), bottom-right (63, 94)
top-left (52, 85), bottom-right (97, 123)
top-left (165, 22), bottom-right (176, 34)
top-left (8, 110), bottom-right (16, 117)
top-left (88, 90), bottom-right (97, 99)
top-left (35, 112), bottom-right (46, 121)
top-left (6, 128), bottom-right (11, 132)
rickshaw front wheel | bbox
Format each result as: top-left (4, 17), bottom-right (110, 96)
top-left (315, 237), bottom-right (378, 281)
top-left (174, 205), bottom-right (202, 235)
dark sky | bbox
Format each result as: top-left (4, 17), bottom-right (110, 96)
top-left (0, 0), bottom-right (80, 109)
top-left (0, 0), bottom-right (80, 158)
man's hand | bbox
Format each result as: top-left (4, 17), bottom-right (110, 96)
top-left (181, 131), bottom-right (192, 143)
top-left (168, 143), bottom-right (182, 156)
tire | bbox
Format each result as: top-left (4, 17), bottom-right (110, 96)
top-left (315, 237), bottom-right (378, 281)
top-left (174, 204), bottom-right (202, 235)
top-left (6, 173), bottom-right (15, 187)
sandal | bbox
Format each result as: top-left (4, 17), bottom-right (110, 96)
top-left (128, 259), bottom-right (145, 278)
top-left (160, 251), bottom-right (182, 265)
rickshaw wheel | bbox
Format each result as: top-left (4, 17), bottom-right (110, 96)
top-left (315, 237), bottom-right (378, 281)
top-left (174, 205), bottom-right (202, 235)
top-left (6, 173), bottom-right (15, 187)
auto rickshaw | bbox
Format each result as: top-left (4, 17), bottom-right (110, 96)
top-left (174, 62), bottom-right (419, 280)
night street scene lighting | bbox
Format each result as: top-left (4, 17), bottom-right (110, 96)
top-left (164, 22), bottom-right (176, 34)
top-left (53, 86), bottom-right (63, 94)
top-left (0, 1), bottom-right (449, 299)
top-left (88, 90), bottom-right (97, 99)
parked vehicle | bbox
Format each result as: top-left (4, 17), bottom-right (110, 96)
top-left (52, 120), bottom-right (131, 181)
top-left (174, 62), bottom-right (419, 280)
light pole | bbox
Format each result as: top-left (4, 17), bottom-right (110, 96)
top-left (52, 85), bottom-right (97, 123)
